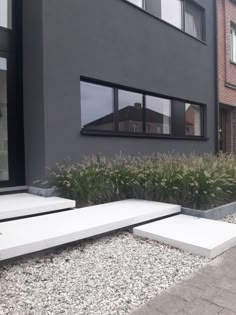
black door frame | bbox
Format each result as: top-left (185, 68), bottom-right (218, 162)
top-left (0, 0), bottom-right (25, 188)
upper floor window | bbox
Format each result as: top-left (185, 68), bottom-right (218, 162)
top-left (127, 0), bottom-right (144, 8)
top-left (231, 24), bottom-right (236, 63)
top-left (161, 0), bottom-right (183, 29)
top-left (126, 0), bottom-right (205, 41)
top-left (0, 0), bottom-right (12, 29)
top-left (185, 0), bottom-right (204, 40)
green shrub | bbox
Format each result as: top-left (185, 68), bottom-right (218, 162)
top-left (48, 153), bottom-right (236, 209)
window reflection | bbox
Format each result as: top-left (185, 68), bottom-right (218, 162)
top-left (185, 103), bottom-right (202, 136)
top-left (127, 0), bottom-right (144, 8)
top-left (146, 96), bottom-right (171, 134)
top-left (81, 82), bottom-right (114, 131)
top-left (118, 90), bottom-right (143, 133)
top-left (0, 0), bottom-right (12, 29)
top-left (161, 0), bottom-right (182, 29)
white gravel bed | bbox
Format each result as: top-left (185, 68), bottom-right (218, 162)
top-left (0, 231), bottom-right (209, 315)
top-left (222, 213), bottom-right (236, 224)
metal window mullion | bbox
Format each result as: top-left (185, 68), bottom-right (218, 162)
top-left (143, 94), bottom-right (146, 133)
top-left (182, 0), bottom-right (185, 32)
top-left (114, 88), bottom-right (119, 132)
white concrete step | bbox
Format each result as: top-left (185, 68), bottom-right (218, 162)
top-left (0, 200), bottom-right (180, 261)
top-left (133, 214), bottom-right (236, 258)
top-left (0, 193), bottom-right (76, 220)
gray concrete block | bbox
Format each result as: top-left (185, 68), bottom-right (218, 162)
top-left (182, 202), bottom-right (236, 220)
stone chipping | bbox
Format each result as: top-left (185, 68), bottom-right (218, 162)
top-left (0, 231), bottom-right (209, 315)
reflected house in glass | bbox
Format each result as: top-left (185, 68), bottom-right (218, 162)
top-left (83, 102), bottom-right (171, 135)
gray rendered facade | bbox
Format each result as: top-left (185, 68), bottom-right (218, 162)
top-left (22, 0), bottom-right (217, 185)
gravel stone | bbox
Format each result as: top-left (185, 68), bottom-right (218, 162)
top-left (0, 231), bottom-right (209, 315)
top-left (222, 213), bottom-right (236, 224)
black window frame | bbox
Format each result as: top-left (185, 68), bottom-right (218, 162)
top-left (80, 77), bottom-right (207, 141)
top-left (123, 0), bottom-right (206, 43)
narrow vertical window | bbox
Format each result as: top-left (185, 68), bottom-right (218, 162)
top-left (161, 0), bottom-right (183, 29)
top-left (231, 24), bottom-right (236, 63)
top-left (81, 82), bottom-right (114, 131)
top-left (145, 96), bottom-right (171, 134)
top-left (185, 103), bottom-right (202, 136)
top-left (0, 57), bottom-right (9, 181)
top-left (0, 0), bottom-right (12, 29)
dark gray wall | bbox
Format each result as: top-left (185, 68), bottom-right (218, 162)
top-left (23, 0), bottom-right (217, 184)
top-left (23, 0), bottom-right (46, 183)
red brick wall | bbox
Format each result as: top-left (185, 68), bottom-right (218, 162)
top-left (217, 0), bottom-right (236, 107)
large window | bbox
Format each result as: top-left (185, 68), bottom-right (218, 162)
top-left (81, 80), bottom-right (204, 139)
top-left (185, 103), bottom-right (202, 136)
top-left (0, 0), bottom-right (12, 29)
top-left (0, 57), bottom-right (9, 181)
top-left (231, 24), bottom-right (236, 63)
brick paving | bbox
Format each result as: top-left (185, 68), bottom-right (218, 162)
top-left (132, 247), bottom-right (236, 315)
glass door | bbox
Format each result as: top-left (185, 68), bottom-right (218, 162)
top-left (0, 0), bottom-right (25, 188)
top-left (0, 56), bottom-right (9, 181)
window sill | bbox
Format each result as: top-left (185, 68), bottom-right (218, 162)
top-left (81, 130), bottom-right (208, 141)
top-left (0, 26), bottom-right (12, 32)
top-left (121, 0), bottom-right (207, 45)
top-left (230, 60), bottom-right (236, 66)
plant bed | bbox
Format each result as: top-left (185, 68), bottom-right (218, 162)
top-left (44, 153), bottom-right (236, 210)
top-left (182, 201), bottom-right (236, 220)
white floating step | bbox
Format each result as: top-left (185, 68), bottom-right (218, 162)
top-left (0, 193), bottom-right (76, 220)
top-left (0, 200), bottom-right (180, 261)
top-left (133, 214), bottom-right (236, 258)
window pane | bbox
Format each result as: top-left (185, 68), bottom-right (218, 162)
top-left (161, 0), bottom-right (182, 29)
top-left (118, 90), bottom-right (143, 133)
top-left (127, 0), bottom-right (143, 8)
top-left (185, 104), bottom-right (202, 136)
top-left (0, 57), bottom-right (9, 181)
top-left (81, 82), bottom-right (114, 131)
top-left (231, 26), bottom-right (236, 63)
top-left (0, 0), bottom-right (12, 29)
top-left (146, 96), bottom-right (171, 134)
top-left (185, 1), bottom-right (203, 40)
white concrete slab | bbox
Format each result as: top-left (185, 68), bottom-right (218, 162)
top-left (0, 193), bottom-right (76, 220)
top-left (0, 200), bottom-right (180, 260)
top-left (133, 215), bottom-right (236, 258)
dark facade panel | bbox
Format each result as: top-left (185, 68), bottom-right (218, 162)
top-left (22, 0), bottom-right (45, 184)
top-left (23, 0), bottom-right (217, 184)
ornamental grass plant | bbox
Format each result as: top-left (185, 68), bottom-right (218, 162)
top-left (49, 153), bottom-right (236, 209)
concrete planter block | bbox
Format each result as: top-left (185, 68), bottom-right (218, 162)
top-left (182, 201), bottom-right (236, 220)
top-left (28, 186), bottom-right (60, 198)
